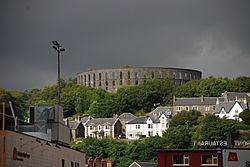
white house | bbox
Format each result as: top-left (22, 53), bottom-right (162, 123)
top-left (125, 106), bottom-right (172, 140)
top-left (214, 101), bottom-right (248, 121)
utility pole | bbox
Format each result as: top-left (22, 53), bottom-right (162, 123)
top-left (52, 41), bottom-right (65, 105)
top-left (1, 102), bottom-right (5, 167)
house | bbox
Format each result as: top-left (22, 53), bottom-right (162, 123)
top-left (221, 91), bottom-right (250, 103)
top-left (157, 149), bottom-right (222, 167)
top-left (173, 91), bottom-right (250, 115)
top-left (173, 96), bottom-right (224, 115)
top-left (125, 106), bottom-right (171, 140)
top-left (118, 112), bottom-right (137, 131)
top-left (88, 157), bottom-right (112, 167)
top-left (68, 120), bottom-right (85, 141)
top-left (129, 162), bottom-right (157, 167)
top-left (85, 118), bottom-right (122, 138)
top-left (214, 101), bottom-right (248, 121)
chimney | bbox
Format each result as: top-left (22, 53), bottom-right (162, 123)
top-left (216, 98), bottom-right (220, 105)
top-left (235, 96), bottom-right (238, 102)
top-left (243, 96), bottom-right (247, 104)
top-left (173, 96), bottom-right (176, 105)
top-left (201, 96), bottom-right (204, 102)
top-left (223, 91), bottom-right (228, 102)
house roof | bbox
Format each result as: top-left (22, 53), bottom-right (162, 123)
top-left (222, 92), bottom-right (250, 102)
top-left (85, 118), bottom-right (118, 126)
top-left (126, 106), bottom-right (172, 125)
top-left (215, 101), bottom-right (248, 114)
top-left (148, 106), bottom-right (172, 122)
top-left (174, 97), bottom-right (224, 106)
top-left (80, 117), bottom-right (91, 124)
top-left (68, 121), bottom-right (80, 130)
top-left (118, 112), bottom-right (137, 120)
top-left (130, 162), bottom-right (157, 167)
top-left (137, 162), bottom-right (157, 167)
top-left (126, 117), bottom-right (147, 124)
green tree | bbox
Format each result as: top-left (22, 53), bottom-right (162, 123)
top-left (192, 115), bottom-right (239, 148)
top-left (163, 125), bottom-right (192, 149)
top-left (170, 110), bottom-right (202, 127)
top-left (239, 109), bottom-right (250, 125)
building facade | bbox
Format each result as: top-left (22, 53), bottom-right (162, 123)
top-left (125, 106), bottom-right (172, 140)
top-left (76, 67), bottom-right (202, 92)
top-left (85, 118), bottom-right (122, 139)
top-left (0, 130), bottom-right (85, 167)
top-left (157, 149), bottom-right (222, 167)
top-left (173, 92), bottom-right (250, 116)
top-left (214, 101), bottom-right (248, 121)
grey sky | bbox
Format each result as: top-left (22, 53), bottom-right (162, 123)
top-left (0, 0), bottom-right (249, 90)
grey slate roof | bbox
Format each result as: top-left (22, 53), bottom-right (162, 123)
top-left (148, 106), bottom-right (172, 122)
top-left (138, 162), bottom-right (157, 167)
top-left (222, 92), bottom-right (250, 101)
top-left (215, 101), bottom-right (248, 114)
top-left (80, 117), bottom-right (91, 124)
top-left (118, 112), bottom-right (137, 120)
top-left (68, 121), bottom-right (80, 130)
top-left (174, 97), bottom-right (224, 106)
top-left (126, 117), bottom-right (147, 124)
top-left (126, 106), bottom-right (172, 124)
top-left (85, 118), bottom-right (118, 126)
top-left (132, 162), bottom-right (157, 167)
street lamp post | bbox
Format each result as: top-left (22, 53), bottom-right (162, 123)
top-left (52, 41), bottom-right (65, 105)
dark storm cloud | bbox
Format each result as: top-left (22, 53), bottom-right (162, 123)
top-left (0, 0), bottom-right (249, 90)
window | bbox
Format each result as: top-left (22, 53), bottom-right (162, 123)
top-left (93, 73), bottom-right (96, 81)
top-left (88, 74), bottom-right (91, 81)
top-left (99, 73), bottom-right (102, 80)
top-left (71, 161), bottom-right (74, 167)
top-left (80, 75), bottom-right (83, 84)
top-left (120, 72), bottom-right (123, 79)
top-left (202, 155), bottom-right (218, 165)
top-left (213, 106), bottom-right (216, 110)
top-left (135, 80), bottom-right (139, 85)
top-left (105, 125), bottom-right (109, 129)
top-left (192, 106), bottom-right (198, 110)
top-left (148, 131), bottom-right (153, 136)
top-left (185, 106), bottom-right (189, 111)
top-left (128, 71), bottom-right (131, 79)
top-left (120, 80), bottom-right (123, 85)
top-left (205, 106), bottom-right (210, 111)
top-left (136, 125), bottom-right (140, 129)
top-left (62, 159), bottom-right (65, 167)
top-left (235, 110), bottom-right (238, 114)
top-left (148, 124), bottom-right (153, 129)
top-left (173, 155), bottom-right (189, 165)
top-left (176, 106), bottom-right (183, 111)
top-left (90, 126), bottom-right (93, 130)
top-left (99, 81), bottom-right (102, 86)
top-left (112, 80), bottom-right (115, 86)
top-left (98, 126), bottom-right (101, 130)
